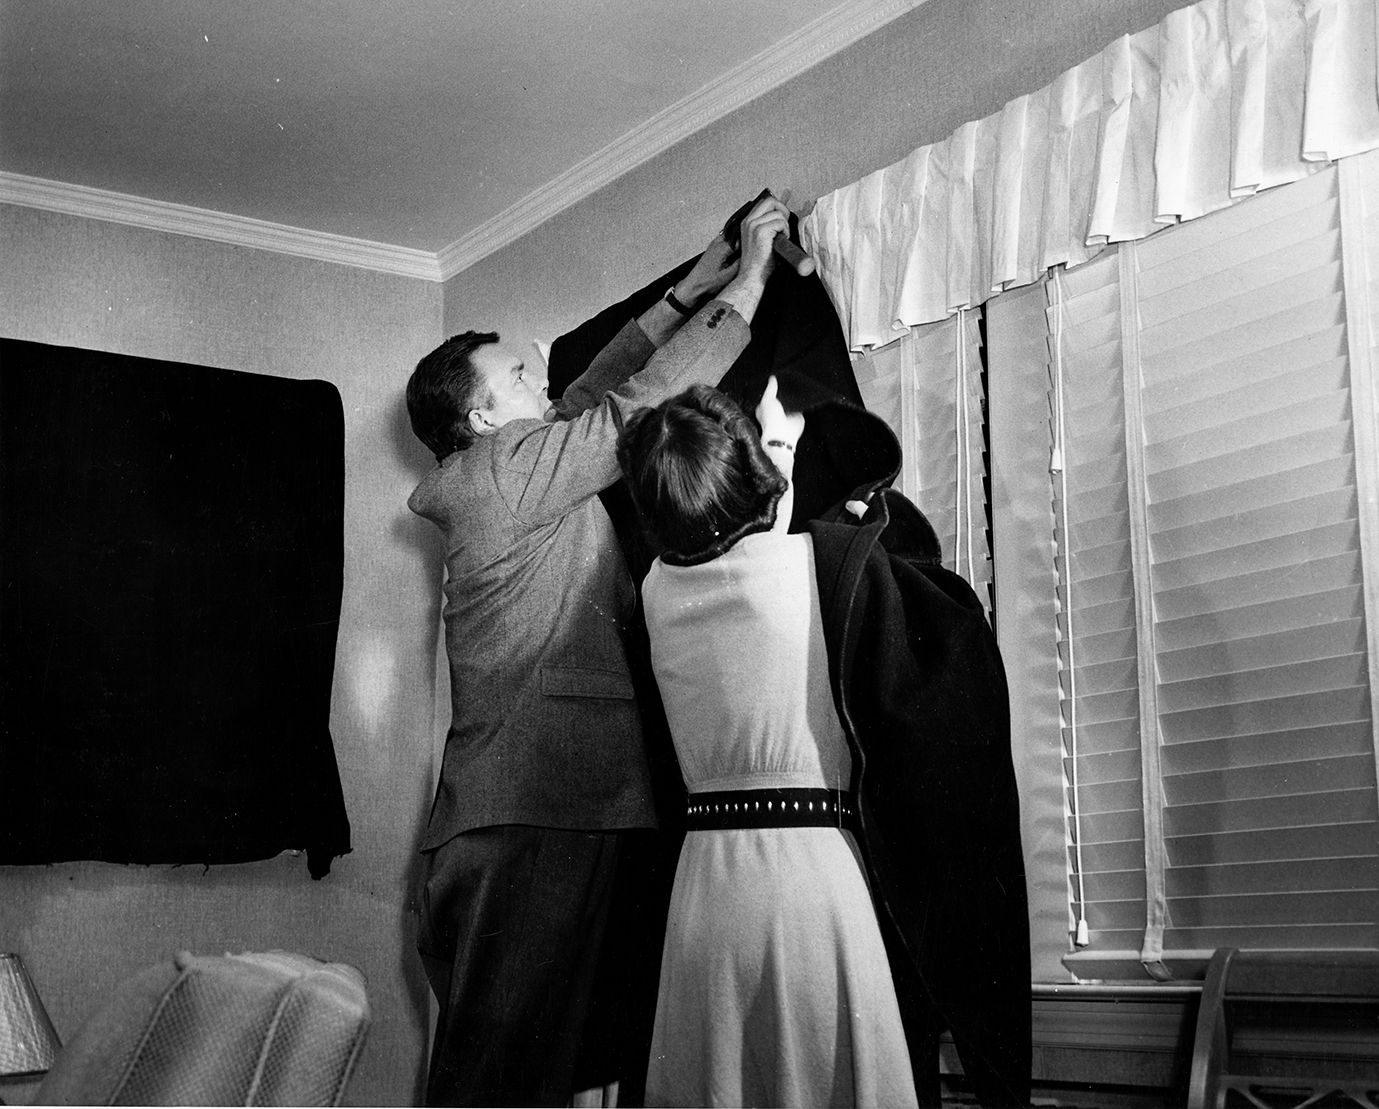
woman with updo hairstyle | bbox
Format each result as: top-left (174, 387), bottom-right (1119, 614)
top-left (617, 382), bottom-right (788, 565)
top-left (617, 377), bottom-right (917, 1109)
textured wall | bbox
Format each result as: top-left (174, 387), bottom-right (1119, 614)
top-left (0, 203), bottom-right (444, 1107)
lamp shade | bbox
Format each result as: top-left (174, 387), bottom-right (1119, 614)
top-left (0, 953), bottom-right (61, 1075)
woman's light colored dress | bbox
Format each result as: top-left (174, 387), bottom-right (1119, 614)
top-left (642, 529), bottom-right (918, 1108)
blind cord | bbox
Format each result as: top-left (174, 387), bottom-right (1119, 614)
top-left (954, 315), bottom-right (965, 579)
top-left (964, 315), bottom-right (976, 582)
top-left (955, 311), bottom-right (977, 583)
top-left (1051, 270), bottom-right (1090, 949)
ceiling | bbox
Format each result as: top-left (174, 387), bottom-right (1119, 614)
top-left (1, 0), bottom-right (917, 273)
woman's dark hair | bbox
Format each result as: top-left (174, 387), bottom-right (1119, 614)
top-left (617, 384), bottom-right (788, 565)
top-left (406, 330), bottom-right (499, 461)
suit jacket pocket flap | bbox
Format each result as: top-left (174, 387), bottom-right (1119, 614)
top-left (541, 665), bottom-right (634, 699)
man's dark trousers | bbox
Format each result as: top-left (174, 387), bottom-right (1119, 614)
top-left (417, 825), bottom-right (668, 1107)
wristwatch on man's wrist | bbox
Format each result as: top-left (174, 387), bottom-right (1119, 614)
top-left (664, 286), bottom-right (697, 316)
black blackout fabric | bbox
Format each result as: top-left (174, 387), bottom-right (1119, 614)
top-left (0, 338), bottom-right (351, 878)
top-left (545, 210), bottom-right (880, 839)
top-left (545, 216), bottom-right (1032, 1103)
top-left (546, 212), bottom-right (878, 557)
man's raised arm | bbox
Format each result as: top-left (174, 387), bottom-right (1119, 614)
top-left (496, 196), bottom-right (790, 524)
top-left (554, 198), bottom-right (784, 417)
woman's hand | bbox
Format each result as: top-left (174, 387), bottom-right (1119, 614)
top-left (757, 374), bottom-right (802, 532)
top-left (736, 196), bottom-right (789, 285)
top-left (755, 374), bottom-right (805, 451)
top-left (709, 193), bottom-right (790, 326)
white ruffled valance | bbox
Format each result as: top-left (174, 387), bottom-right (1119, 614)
top-left (802, 0), bottom-right (1379, 351)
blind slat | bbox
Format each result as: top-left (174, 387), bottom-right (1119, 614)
top-left (1164, 889), bottom-right (1377, 928)
top-left (1080, 868), bottom-right (1148, 902)
top-left (1151, 520), bottom-right (1360, 592)
top-left (1147, 424), bottom-right (1354, 502)
top-left (1167, 822), bottom-right (1379, 867)
top-left (1063, 595), bottom-right (1135, 640)
top-left (1145, 358), bottom-right (1348, 448)
top-left (1162, 923), bottom-right (1379, 950)
top-left (1139, 236), bottom-right (1342, 333)
top-left (1167, 856), bottom-right (1379, 898)
top-left (1083, 900), bottom-right (1152, 930)
top-left (1148, 453), bottom-right (1354, 532)
top-left (1061, 715), bottom-right (1141, 757)
top-left (1067, 508), bottom-right (1131, 553)
top-left (1139, 288), bottom-right (1344, 369)
top-left (1154, 584), bottom-right (1365, 650)
top-left (1062, 478), bottom-right (1130, 522)
top-left (1065, 424), bottom-right (1128, 471)
top-left (1065, 539), bottom-right (1135, 581)
top-left (1157, 653), bottom-right (1369, 714)
top-left (1140, 328), bottom-right (1348, 415)
top-left (1163, 787), bottom-right (1377, 837)
top-left (1062, 654), bottom-right (1139, 694)
top-left (1079, 808), bottom-right (1149, 845)
top-left (1063, 625), bottom-right (1139, 669)
top-left (1157, 619), bottom-right (1368, 682)
top-left (1149, 489), bottom-right (1356, 563)
top-left (1063, 746), bottom-right (1141, 787)
top-left (1145, 396), bottom-right (1350, 475)
top-left (1163, 753), bottom-right (1378, 807)
top-left (1069, 687), bottom-right (1141, 727)
top-left (1079, 839), bottom-right (1148, 874)
top-left (1064, 362), bottom-right (1126, 412)
top-left (1077, 778), bottom-right (1147, 816)
top-left (1154, 552), bottom-right (1361, 623)
top-left (1158, 685), bottom-right (1373, 743)
top-left (1058, 566), bottom-right (1133, 609)
top-left (1136, 203), bottom-right (1338, 301)
top-left (1159, 721), bottom-right (1376, 776)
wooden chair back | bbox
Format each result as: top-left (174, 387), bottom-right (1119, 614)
top-left (1187, 947), bottom-right (1379, 1109)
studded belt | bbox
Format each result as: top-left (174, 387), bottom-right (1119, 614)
top-left (684, 788), bottom-right (858, 831)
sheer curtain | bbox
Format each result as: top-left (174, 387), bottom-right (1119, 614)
top-left (803, 0), bottom-right (1379, 349)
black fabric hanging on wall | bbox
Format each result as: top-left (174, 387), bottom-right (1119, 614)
top-left (0, 338), bottom-right (351, 878)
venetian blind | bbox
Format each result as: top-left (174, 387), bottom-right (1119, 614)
top-left (853, 311), bottom-right (992, 607)
top-left (1051, 162), bottom-right (1379, 976)
top-left (1046, 249), bottom-right (1149, 963)
top-left (1132, 163), bottom-right (1378, 954)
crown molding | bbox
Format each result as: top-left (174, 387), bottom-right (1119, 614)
top-left (435, 0), bottom-right (925, 281)
top-left (0, 172), bottom-right (444, 282)
top-left (1, 0), bottom-right (921, 283)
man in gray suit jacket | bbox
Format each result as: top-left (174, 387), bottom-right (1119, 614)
top-left (406, 196), bottom-right (789, 1106)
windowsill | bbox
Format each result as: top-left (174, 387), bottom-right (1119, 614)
top-left (1061, 948), bottom-right (1216, 984)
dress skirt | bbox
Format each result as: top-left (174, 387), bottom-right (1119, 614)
top-left (645, 823), bottom-right (917, 1108)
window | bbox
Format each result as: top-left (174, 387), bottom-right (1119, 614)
top-left (990, 158), bottom-right (1379, 982)
top-left (853, 309), bottom-right (993, 616)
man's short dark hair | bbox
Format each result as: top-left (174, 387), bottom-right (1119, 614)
top-left (617, 384), bottom-right (787, 566)
top-left (406, 331), bottom-right (500, 461)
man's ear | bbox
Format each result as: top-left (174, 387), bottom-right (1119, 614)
top-left (468, 408), bottom-right (496, 437)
